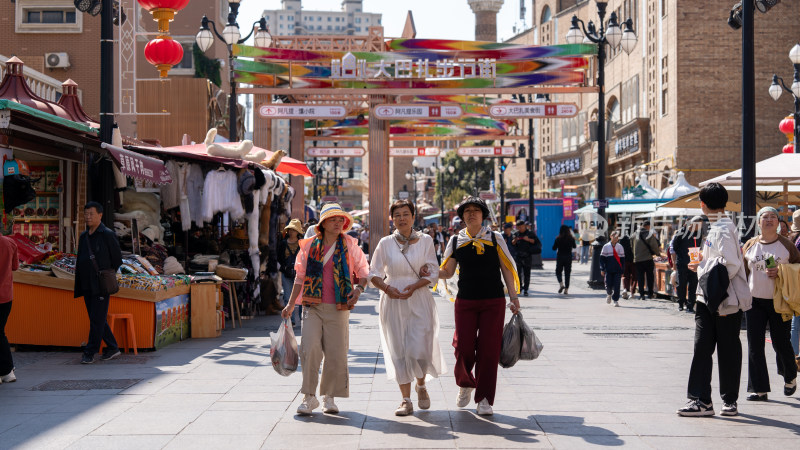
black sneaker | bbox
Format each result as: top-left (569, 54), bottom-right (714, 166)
top-left (81, 354), bottom-right (94, 364)
top-left (721, 402), bottom-right (738, 416)
top-left (679, 305), bottom-right (684, 311)
top-left (746, 393), bottom-right (768, 401)
top-left (101, 348), bottom-right (121, 361)
top-left (785, 379), bottom-right (797, 396)
top-left (686, 307), bottom-right (695, 313)
top-left (677, 399), bottom-right (714, 417)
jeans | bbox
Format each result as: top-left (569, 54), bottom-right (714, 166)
top-left (580, 244), bottom-right (590, 264)
top-left (0, 301), bottom-right (12, 376)
top-left (453, 298), bottom-right (505, 405)
top-left (746, 298), bottom-right (798, 393)
top-left (605, 272), bottom-right (622, 301)
top-left (687, 302), bottom-right (743, 405)
top-left (555, 256), bottom-right (572, 289)
top-left (516, 255), bottom-right (532, 292)
top-left (676, 266), bottom-right (698, 310)
top-left (281, 275), bottom-right (300, 323)
top-left (83, 294), bottom-right (118, 356)
top-left (635, 260), bottom-right (655, 298)
top-left (792, 315), bottom-right (800, 357)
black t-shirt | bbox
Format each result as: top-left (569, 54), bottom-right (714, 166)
top-left (450, 233), bottom-right (505, 300)
top-left (552, 235), bottom-right (577, 259)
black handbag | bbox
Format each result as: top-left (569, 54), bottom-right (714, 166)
top-left (84, 233), bottom-right (119, 296)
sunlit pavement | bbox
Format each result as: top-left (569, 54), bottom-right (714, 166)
top-left (2, 261), bottom-right (799, 449)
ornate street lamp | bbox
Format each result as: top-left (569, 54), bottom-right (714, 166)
top-left (769, 43), bottom-right (800, 153)
top-left (565, 1), bottom-right (637, 219)
top-left (196, 0), bottom-right (271, 142)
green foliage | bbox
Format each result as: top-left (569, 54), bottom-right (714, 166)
top-left (193, 43), bottom-right (221, 87)
top-left (435, 149), bottom-right (495, 211)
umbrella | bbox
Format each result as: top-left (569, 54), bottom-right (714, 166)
top-left (701, 153), bottom-right (800, 186)
top-left (659, 186), bottom-right (800, 212)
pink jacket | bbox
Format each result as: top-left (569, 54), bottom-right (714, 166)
top-left (293, 232), bottom-right (370, 296)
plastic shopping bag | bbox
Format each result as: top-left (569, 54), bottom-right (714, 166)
top-left (517, 312), bottom-right (543, 361)
top-left (499, 314), bottom-right (521, 368)
top-left (270, 319), bottom-right (299, 376)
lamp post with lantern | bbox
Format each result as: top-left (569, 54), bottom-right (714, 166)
top-left (565, 1), bottom-right (637, 219)
top-left (769, 43), bottom-right (800, 154)
top-left (195, 0), bottom-right (272, 142)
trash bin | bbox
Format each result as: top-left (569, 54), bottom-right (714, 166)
top-left (588, 235), bottom-right (607, 289)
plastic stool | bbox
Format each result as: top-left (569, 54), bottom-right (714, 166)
top-left (107, 313), bottom-right (138, 355)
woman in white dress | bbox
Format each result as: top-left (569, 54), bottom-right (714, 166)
top-left (369, 200), bottom-right (446, 416)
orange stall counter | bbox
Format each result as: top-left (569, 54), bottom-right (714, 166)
top-left (8, 271), bottom-right (190, 350)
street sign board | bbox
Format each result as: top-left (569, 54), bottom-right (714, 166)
top-left (592, 199), bottom-right (609, 208)
top-left (258, 104), bottom-right (346, 119)
top-left (374, 104), bottom-right (462, 119)
top-left (306, 147), bottom-right (366, 157)
top-left (389, 147), bottom-right (441, 157)
top-left (488, 103), bottom-right (579, 119)
top-left (479, 191), bottom-right (497, 201)
top-left (457, 146), bottom-right (515, 157)
top-left (563, 192), bottom-right (578, 197)
top-left (398, 191), bottom-right (409, 200)
top-left (322, 196), bottom-right (339, 202)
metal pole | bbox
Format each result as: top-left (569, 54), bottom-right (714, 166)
top-left (596, 35), bottom-right (607, 220)
top-left (100, 0), bottom-right (113, 145)
top-left (499, 157), bottom-right (505, 221)
top-left (741, 0), bottom-right (756, 239)
top-left (527, 115), bottom-right (534, 225)
top-left (794, 64), bottom-right (800, 153)
top-left (229, 51), bottom-right (237, 142)
top-left (474, 160), bottom-right (479, 195)
top-left (440, 170), bottom-right (445, 228)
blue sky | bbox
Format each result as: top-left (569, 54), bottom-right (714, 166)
top-left (237, 0), bottom-right (530, 43)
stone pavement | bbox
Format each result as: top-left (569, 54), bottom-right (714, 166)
top-left (2, 261), bottom-right (800, 449)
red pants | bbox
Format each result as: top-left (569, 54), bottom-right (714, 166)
top-left (452, 297), bottom-right (505, 405)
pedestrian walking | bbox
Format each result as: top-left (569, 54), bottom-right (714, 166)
top-left (369, 200), bottom-right (446, 416)
top-left (277, 219), bottom-right (304, 326)
top-left (281, 203), bottom-right (370, 416)
top-left (552, 225), bottom-right (576, 295)
top-left (619, 233), bottom-right (637, 299)
top-left (502, 222), bottom-right (517, 262)
top-left (0, 234), bottom-right (19, 384)
top-left (600, 231), bottom-right (624, 307)
top-left (439, 197), bottom-right (520, 416)
top-left (741, 207), bottom-right (800, 402)
top-left (789, 210), bottom-right (800, 372)
top-left (360, 226), bottom-right (369, 254)
top-left (670, 216), bottom-right (707, 312)
top-left (74, 202), bottom-right (123, 365)
top-left (678, 183), bottom-right (751, 417)
top-left (512, 220), bottom-right (539, 296)
top-left (632, 220), bottom-right (660, 299)
top-left (579, 226), bottom-right (593, 264)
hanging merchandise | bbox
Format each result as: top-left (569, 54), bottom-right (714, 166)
top-left (201, 169), bottom-right (245, 223)
top-left (185, 164), bottom-right (204, 229)
top-left (238, 169), bottom-right (256, 214)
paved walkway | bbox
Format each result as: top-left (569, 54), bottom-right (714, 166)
top-left (2, 261), bottom-right (800, 449)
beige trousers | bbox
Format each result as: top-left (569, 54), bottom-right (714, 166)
top-left (300, 303), bottom-right (350, 398)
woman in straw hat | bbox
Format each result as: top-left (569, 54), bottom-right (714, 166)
top-left (369, 200), bottom-right (446, 416)
top-left (278, 218), bottom-right (304, 326)
top-left (281, 203), bottom-right (370, 416)
top-left (438, 196), bottom-right (521, 416)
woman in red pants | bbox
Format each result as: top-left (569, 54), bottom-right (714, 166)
top-left (438, 197), bottom-right (520, 415)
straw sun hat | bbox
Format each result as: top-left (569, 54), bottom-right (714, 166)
top-left (318, 203), bottom-right (353, 232)
top-left (283, 218), bottom-right (304, 235)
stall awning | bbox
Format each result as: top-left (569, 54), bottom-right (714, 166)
top-left (575, 201), bottom-right (663, 214)
top-left (102, 143), bottom-right (172, 185)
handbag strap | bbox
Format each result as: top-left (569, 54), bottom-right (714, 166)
top-left (394, 238), bottom-right (422, 280)
top-left (83, 233), bottom-right (102, 274)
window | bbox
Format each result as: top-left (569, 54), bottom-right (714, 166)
top-left (328, 17), bottom-right (332, 22)
top-left (327, 25), bottom-right (332, 30)
top-left (541, 6), bottom-right (551, 24)
top-left (356, 17), bottom-right (361, 23)
top-left (288, 15), bottom-right (293, 21)
top-left (16, 0), bottom-right (82, 33)
top-left (318, 16), bottom-right (322, 21)
top-left (661, 89), bottom-right (668, 116)
top-left (170, 41), bottom-right (195, 73)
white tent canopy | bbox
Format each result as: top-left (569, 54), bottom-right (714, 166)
top-left (700, 153), bottom-right (800, 186)
top-left (659, 171), bottom-right (699, 199)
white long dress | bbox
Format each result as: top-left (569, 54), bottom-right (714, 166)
top-left (369, 234), bottom-right (447, 384)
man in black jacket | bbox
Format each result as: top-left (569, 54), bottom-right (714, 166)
top-left (670, 216), bottom-right (706, 312)
top-left (512, 220), bottom-right (540, 296)
top-left (74, 202), bottom-right (123, 364)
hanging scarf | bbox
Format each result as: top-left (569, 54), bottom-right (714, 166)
top-left (392, 229), bottom-right (423, 254)
top-left (302, 234), bottom-right (352, 310)
top-left (438, 226), bottom-right (521, 295)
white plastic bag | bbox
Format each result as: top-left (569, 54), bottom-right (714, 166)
top-left (270, 319), bottom-right (299, 376)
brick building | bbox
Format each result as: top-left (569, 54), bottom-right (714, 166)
top-left (503, 0), bottom-right (798, 202)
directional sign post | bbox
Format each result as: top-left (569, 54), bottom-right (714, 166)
top-left (488, 103), bottom-right (578, 119)
top-left (389, 147), bottom-right (441, 157)
top-left (259, 104), bottom-right (346, 119)
top-left (374, 104), bottom-right (462, 120)
top-left (306, 147), bottom-right (366, 157)
top-left (592, 199), bottom-right (609, 209)
top-left (457, 146), bottom-right (516, 157)
top-left (479, 191), bottom-right (498, 201)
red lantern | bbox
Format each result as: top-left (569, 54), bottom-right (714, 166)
top-left (783, 143), bottom-right (795, 154)
top-left (137, 0), bottom-right (191, 33)
top-left (779, 115), bottom-right (794, 136)
top-left (144, 36), bottom-right (183, 78)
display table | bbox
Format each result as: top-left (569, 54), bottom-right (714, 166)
top-left (654, 261), bottom-right (675, 299)
top-left (8, 272), bottom-right (190, 350)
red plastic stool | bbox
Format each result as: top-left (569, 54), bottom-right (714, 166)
top-left (107, 313), bottom-right (138, 355)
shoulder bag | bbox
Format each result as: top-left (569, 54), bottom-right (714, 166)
top-left (85, 233), bottom-right (119, 296)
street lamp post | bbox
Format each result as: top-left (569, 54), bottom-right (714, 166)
top-left (473, 156), bottom-right (480, 195)
top-left (769, 43), bottom-right (800, 153)
top-left (565, 1), bottom-right (637, 220)
top-left (196, 0), bottom-right (271, 142)
top-left (405, 159), bottom-right (421, 226)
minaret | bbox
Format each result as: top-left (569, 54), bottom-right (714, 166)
top-left (467, 0), bottom-right (504, 42)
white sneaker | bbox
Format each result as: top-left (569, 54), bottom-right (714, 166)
top-left (614, 301), bottom-right (620, 307)
top-left (416, 384), bottom-right (431, 410)
top-left (0, 369), bottom-right (15, 383)
top-left (606, 294), bottom-right (612, 304)
top-left (456, 387), bottom-right (474, 408)
top-left (322, 395), bottom-right (339, 414)
top-left (297, 394), bottom-right (319, 415)
top-left (476, 399), bottom-right (493, 415)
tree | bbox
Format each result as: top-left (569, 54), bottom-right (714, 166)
top-left (435, 146), bottom-right (494, 212)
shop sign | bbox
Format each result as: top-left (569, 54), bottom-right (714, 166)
top-left (563, 198), bottom-right (575, 220)
top-left (105, 144), bottom-right (172, 184)
top-left (398, 191), bottom-right (409, 199)
top-left (306, 147), bottom-right (366, 157)
top-left (332, 54), bottom-right (497, 80)
top-left (545, 156), bottom-right (581, 177)
top-left (374, 104), bottom-right (462, 119)
top-left (258, 104), bottom-right (346, 119)
top-left (488, 103), bottom-right (578, 118)
top-left (479, 191), bottom-right (497, 201)
top-left (614, 130), bottom-right (640, 157)
top-left (389, 147), bottom-right (440, 157)
top-left (456, 146), bottom-right (515, 157)
top-left (593, 199), bottom-right (609, 208)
